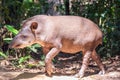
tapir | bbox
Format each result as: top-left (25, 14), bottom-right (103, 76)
top-left (9, 15), bottom-right (105, 78)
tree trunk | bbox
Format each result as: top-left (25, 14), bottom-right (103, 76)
top-left (0, 0), bottom-right (3, 25)
top-left (65, 0), bottom-right (70, 15)
top-left (47, 0), bottom-right (61, 15)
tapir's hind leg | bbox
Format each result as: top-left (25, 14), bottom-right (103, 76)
top-left (91, 50), bottom-right (105, 75)
top-left (75, 51), bottom-right (92, 78)
top-left (75, 50), bottom-right (105, 78)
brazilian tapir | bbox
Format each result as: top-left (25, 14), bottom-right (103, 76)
top-left (9, 15), bottom-right (105, 78)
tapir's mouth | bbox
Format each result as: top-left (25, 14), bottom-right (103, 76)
top-left (14, 44), bottom-right (23, 48)
top-left (9, 42), bottom-right (35, 49)
top-left (9, 43), bottom-right (26, 49)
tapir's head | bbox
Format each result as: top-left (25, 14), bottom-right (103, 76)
top-left (9, 17), bottom-right (42, 48)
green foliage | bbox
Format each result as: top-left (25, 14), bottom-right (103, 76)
top-left (1, 0), bottom-right (48, 26)
top-left (18, 55), bottom-right (31, 64)
top-left (3, 38), bottom-right (12, 44)
top-left (0, 51), bottom-right (7, 59)
top-left (5, 25), bottom-right (18, 35)
top-left (28, 44), bottom-right (41, 53)
top-left (3, 25), bottom-right (18, 44)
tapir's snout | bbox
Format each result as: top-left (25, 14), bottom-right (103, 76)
top-left (9, 40), bottom-right (15, 48)
top-left (9, 41), bottom-right (26, 49)
top-left (9, 35), bottom-right (25, 49)
top-left (9, 39), bottom-right (21, 49)
top-left (9, 33), bottom-right (36, 49)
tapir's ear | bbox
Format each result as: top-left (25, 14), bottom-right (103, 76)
top-left (30, 22), bottom-right (38, 37)
top-left (30, 22), bottom-right (38, 31)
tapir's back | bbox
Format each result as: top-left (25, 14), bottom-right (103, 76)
top-left (49, 16), bottom-right (102, 43)
top-left (46, 16), bottom-right (102, 41)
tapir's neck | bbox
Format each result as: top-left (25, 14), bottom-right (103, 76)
top-left (35, 39), bottom-right (53, 48)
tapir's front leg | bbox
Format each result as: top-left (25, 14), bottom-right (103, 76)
top-left (45, 47), bottom-right (60, 76)
top-left (42, 47), bottom-right (50, 55)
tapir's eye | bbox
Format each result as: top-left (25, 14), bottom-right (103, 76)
top-left (21, 35), bottom-right (28, 39)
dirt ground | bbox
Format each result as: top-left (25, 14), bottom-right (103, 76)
top-left (0, 53), bottom-right (120, 80)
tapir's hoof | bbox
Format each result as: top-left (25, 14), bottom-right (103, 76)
top-left (74, 73), bottom-right (84, 78)
top-left (45, 68), bottom-right (53, 77)
top-left (45, 65), bottom-right (54, 77)
top-left (98, 70), bottom-right (105, 75)
top-left (46, 71), bottom-right (52, 77)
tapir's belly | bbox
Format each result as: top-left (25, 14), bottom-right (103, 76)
top-left (61, 39), bottom-right (83, 54)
